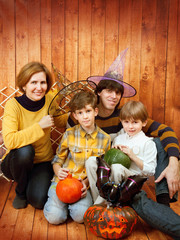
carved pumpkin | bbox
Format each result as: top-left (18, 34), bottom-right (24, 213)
top-left (84, 204), bottom-right (138, 239)
top-left (56, 173), bottom-right (83, 204)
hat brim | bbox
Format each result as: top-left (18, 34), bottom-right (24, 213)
top-left (87, 76), bottom-right (136, 98)
top-left (48, 80), bottom-right (96, 117)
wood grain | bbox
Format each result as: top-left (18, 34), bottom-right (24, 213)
top-left (0, 0), bottom-right (180, 143)
top-left (153, 0), bottom-right (168, 122)
top-left (91, 0), bottom-right (105, 76)
top-left (78, 0), bottom-right (92, 80)
top-left (0, 177), bottom-right (178, 240)
top-left (140, 0), bottom-right (156, 116)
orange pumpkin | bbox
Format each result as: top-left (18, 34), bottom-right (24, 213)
top-left (56, 173), bottom-right (83, 204)
top-left (84, 204), bottom-right (138, 239)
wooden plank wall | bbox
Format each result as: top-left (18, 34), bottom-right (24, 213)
top-left (0, 0), bottom-right (180, 141)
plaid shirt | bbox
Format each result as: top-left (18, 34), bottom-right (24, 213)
top-left (52, 124), bottom-right (111, 181)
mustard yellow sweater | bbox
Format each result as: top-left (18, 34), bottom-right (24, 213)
top-left (2, 93), bottom-right (68, 163)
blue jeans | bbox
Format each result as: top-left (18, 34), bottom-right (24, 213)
top-left (131, 191), bottom-right (180, 239)
top-left (154, 138), bottom-right (178, 201)
top-left (43, 182), bottom-right (93, 224)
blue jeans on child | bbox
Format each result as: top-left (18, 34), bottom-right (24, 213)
top-left (43, 182), bottom-right (93, 225)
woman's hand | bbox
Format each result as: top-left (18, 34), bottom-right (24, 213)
top-left (39, 115), bottom-right (54, 129)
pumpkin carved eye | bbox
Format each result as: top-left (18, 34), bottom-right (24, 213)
top-left (120, 216), bottom-right (127, 222)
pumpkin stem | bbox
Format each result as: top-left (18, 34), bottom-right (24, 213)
top-left (67, 173), bottom-right (72, 178)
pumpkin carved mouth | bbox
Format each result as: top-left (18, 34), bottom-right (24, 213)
top-left (101, 225), bottom-right (126, 234)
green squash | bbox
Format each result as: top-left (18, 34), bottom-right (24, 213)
top-left (104, 148), bottom-right (131, 169)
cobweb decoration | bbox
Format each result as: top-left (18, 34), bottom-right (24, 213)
top-left (48, 80), bottom-right (97, 117)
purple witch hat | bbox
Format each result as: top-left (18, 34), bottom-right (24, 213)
top-left (87, 48), bottom-right (136, 98)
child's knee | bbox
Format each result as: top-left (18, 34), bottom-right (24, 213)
top-left (43, 205), bottom-right (67, 225)
top-left (70, 209), bottom-right (84, 223)
top-left (69, 192), bottom-right (92, 223)
top-left (85, 156), bottom-right (97, 169)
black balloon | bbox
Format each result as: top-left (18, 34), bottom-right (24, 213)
top-left (96, 155), bottom-right (147, 206)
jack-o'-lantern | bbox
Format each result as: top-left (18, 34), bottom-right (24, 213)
top-left (84, 204), bottom-right (138, 239)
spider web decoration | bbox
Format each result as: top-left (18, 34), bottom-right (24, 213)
top-left (48, 80), bottom-right (97, 117)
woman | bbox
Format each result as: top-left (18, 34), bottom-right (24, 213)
top-left (1, 62), bottom-right (68, 209)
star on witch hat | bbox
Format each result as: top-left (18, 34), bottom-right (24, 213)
top-left (87, 48), bottom-right (136, 98)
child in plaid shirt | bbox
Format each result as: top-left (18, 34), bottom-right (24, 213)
top-left (43, 90), bottom-right (111, 225)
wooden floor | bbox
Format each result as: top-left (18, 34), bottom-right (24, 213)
top-left (0, 176), bottom-right (179, 240)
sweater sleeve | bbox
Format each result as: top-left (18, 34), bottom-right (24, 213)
top-left (2, 99), bottom-right (45, 150)
top-left (142, 118), bottom-right (179, 159)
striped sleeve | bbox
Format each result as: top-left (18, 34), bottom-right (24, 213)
top-left (143, 118), bottom-right (179, 159)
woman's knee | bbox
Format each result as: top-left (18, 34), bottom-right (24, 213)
top-left (28, 195), bottom-right (46, 209)
top-left (26, 164), bottom-right (53, 209)
top-left (15, 145), bottom-right (35, 167)
top-left (1, 145), bottom-right (35, 180)
top-left (27, 187), bottom-right (48, 209)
